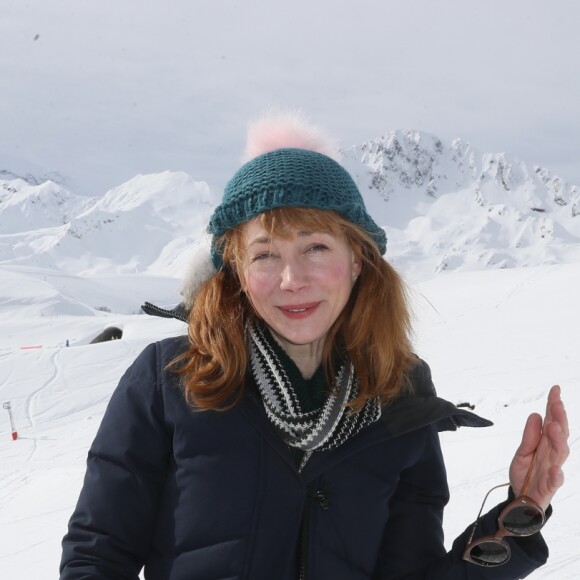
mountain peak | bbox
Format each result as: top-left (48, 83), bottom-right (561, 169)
top-left (341, 129), bottom-right (580, 279)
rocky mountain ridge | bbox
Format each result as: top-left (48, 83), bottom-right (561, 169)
top-left (341, 130), bottom-right (580, 278)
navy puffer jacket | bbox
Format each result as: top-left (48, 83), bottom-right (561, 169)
top-left (60, 337), bottom-right (549, 579)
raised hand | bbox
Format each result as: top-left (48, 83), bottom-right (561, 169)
top-left (509, 385), bottom-right (570, 511)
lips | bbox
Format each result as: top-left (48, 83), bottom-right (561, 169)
top-left (277, 302), bottom-right (320, 319)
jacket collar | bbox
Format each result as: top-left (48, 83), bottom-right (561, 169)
top-left (237, 360), bottom-right (492, 483)
top-left (381, 357), bottom-right (493, 435)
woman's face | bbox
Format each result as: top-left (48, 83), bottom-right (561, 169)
top-left (240, 217), bottom-right (362, 353)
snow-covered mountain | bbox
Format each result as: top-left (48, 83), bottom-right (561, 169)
top-left (0, 154), bottom-right (69, 188)
top-left (2, 131), bottom-right (579, 282)
top-left (342, 130), bottom-right (580, 279)
top-left (0, 171), bottom-right (218, 277)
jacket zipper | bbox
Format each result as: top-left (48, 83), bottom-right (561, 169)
top-left (299, 482), bottom-right (330, 580)
top-left (298, 489), bottom-right (311, 580)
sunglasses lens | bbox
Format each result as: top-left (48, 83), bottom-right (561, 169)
top-left (503, 505), bottom-right (544, 535)
top-left (468, 540), bottom-right (510, 566)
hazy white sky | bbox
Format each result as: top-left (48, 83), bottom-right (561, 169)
top-left (1, 0), bottom-right (579, 195)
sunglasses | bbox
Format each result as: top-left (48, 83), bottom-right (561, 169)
top-left (462, 452), bottom-right (545, 567)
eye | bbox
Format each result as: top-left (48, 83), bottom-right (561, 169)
top-left (250, 252), bottom-right (271, 262)
top-left (306, 243), bottom-right (329, 253)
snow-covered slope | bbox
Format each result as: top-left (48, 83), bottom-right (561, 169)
top-left (0, 262), bottom-right (578, 579)
top-left (1, 171), bottom-right (218, 276)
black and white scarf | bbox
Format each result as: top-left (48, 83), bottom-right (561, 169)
top-left (249, 323), bottom-right (382, 471)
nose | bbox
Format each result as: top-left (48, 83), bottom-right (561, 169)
top-left (279, 259), bottom-right (308, 292)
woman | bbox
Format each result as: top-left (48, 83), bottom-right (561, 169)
top-left (60, 115), bottom-right (569, 579)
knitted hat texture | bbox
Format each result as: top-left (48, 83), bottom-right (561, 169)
top-left (208, 148), bottom-right (387, 268)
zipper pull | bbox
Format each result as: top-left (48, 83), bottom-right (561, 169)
top-left (312, 487), bottom-right (330, 510)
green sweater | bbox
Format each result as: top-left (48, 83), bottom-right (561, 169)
top-left (265, 331), bottom-right (328, 413)
top-left (263, 330), bottom-right (328, 465)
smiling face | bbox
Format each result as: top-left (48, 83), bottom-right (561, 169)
top-left (239, 215), bottom-right (362, 359)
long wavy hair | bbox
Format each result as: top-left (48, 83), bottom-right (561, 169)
top-left (171, 207), bottom-right (415, 411)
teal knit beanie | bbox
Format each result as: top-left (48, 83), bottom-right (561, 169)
top-left (208, 147), bottom-right (387, 268)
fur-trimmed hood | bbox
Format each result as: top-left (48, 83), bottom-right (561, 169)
top-left (141, 240), bottom-right (216, 322)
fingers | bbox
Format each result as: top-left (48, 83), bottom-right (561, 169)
top-left (545, 418), bottom-right (570, 466)
top-left (550, 389), bottom-right (570, 440)
top-left (549, 384), bottom-right (561, 400)
top-left (544, 385), bottom-right (558, 424)
top-left (516, 413), bottom-right (543, 458)
top-left (511, 387), bottom-right (570, 509)
top-left (546, 464), bottom-right (565, 496)
top-left (545, 384), bottom-right (569, 432)
top-left (520, 387), bottom-right (569, 460)
top-left (544, 385), bottom-right (569, 462)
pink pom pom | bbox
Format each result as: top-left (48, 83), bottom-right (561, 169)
top-left (242, 110), bottom-right (340, 163)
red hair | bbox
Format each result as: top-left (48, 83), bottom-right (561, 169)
top-left (171, 208), bottom-right (415, 411)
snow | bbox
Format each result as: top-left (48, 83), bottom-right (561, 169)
top-left (0, 258), bottom-right (578, 578)
top-left (1, 171), bottom-right (218, 276)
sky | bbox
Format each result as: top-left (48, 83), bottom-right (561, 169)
top-left (1, 0), bottom-right (579, 196)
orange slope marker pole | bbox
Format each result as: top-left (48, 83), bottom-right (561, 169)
top-left (3, 402), bottom-right (18, 440)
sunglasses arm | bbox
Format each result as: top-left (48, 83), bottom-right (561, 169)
top-left (464, 482), bottom-right (511, 547)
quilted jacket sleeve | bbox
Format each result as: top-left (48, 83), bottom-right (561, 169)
top-left (59, 342), bottom-right (172, 579)
top-left (372, 425), bottom-right (549, 579)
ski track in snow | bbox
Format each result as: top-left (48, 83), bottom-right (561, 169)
top-left (26, 350), bottom-right (59, 429)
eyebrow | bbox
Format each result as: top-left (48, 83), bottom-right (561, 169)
top-left (246, 230), bottom-right (316, 248)
top-left (246, 235), bottom-right (271, 248)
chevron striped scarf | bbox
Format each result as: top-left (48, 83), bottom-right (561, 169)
top-left (249, 323), bottom-right (382, 471)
